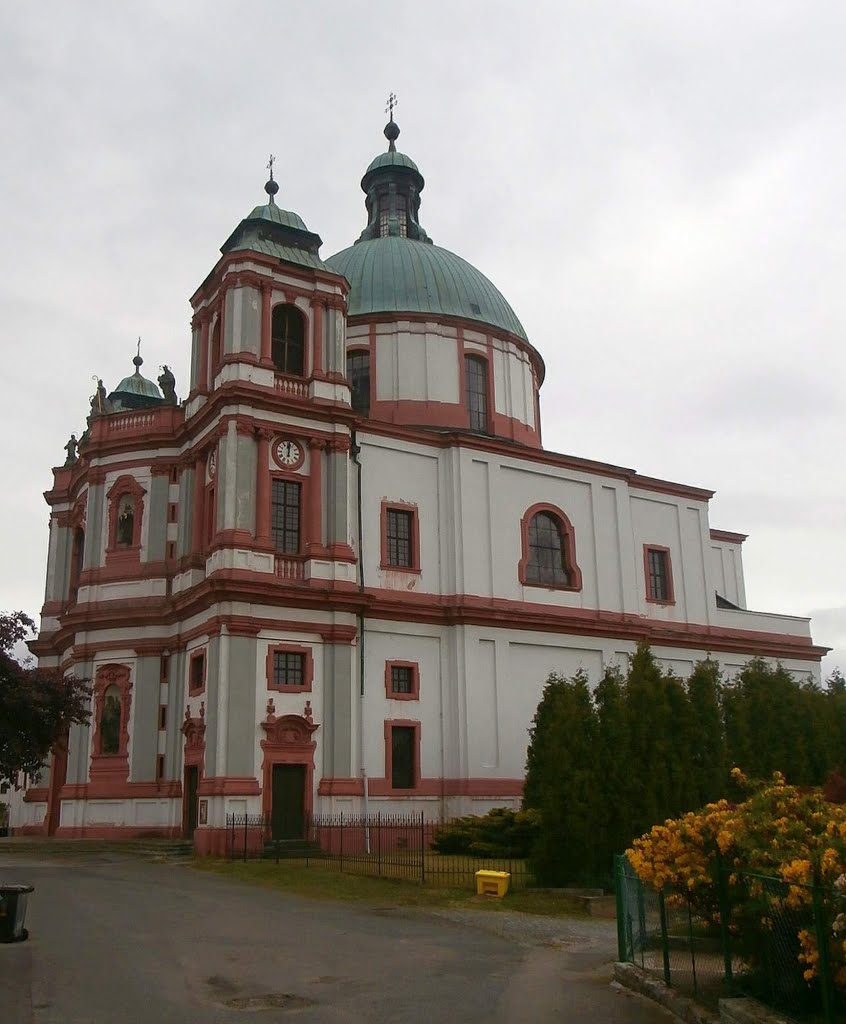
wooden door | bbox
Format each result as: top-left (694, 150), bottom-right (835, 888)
top-left (184, 765), bottom-right (199, 836)
top-left (271, 764), bottom-right (305, 840)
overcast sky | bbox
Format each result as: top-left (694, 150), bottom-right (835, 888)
top-left (1, 1), bottom-right (843, 676)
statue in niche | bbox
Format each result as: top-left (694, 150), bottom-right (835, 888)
top-left (100, 685), bottom-right (121, 755)
top-left (63, 434), bottom-right (79, 466)
top-left (158, 365), bottom-right (177, 405)
top-left (117, 500), bottom-right (134, 546)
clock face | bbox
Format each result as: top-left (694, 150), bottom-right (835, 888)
top-left (274, 439), bottom-right (303, 468)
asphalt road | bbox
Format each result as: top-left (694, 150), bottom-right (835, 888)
top-left (0, 856), bottom-right (676, 1023)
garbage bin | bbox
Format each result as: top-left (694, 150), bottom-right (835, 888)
top-left (0, 885), bottom-right (34, 942)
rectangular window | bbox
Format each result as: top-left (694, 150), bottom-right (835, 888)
top-left (271, 479), bottom-right (301, 554)
top-left (386, 509), bottom-right (413, 568)
top-left (189, 651), bottom-right (205, 694)
top-left (346, 350), bottom-right (371, 416)
top-left (465, 355), bottom-right (488, 431)
top-left (391, 666), bottom-right (414, 694)
top-left (273, 651), bottom-right (306, 688)
top-left (391, 726), bottom-right (416, 789)
top-left (156, 755), bottom-right (165, 781)
top-left (645, 546), bottom-right (673, 603)
top-left (159, 705), bottom-right (167, 731)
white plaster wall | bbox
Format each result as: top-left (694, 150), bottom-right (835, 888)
top-left (360, 625), bottom-right (444, 784)
top-left (710, 541), bottom-right (747, 608)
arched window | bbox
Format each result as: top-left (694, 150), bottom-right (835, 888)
top-left (271, 304), bottom-right (305, 376)
top-left (464, 355), bottom-right (489, 432)
top-left (519, 504), bottom-right (582, 591)
top-left (100, 685), bottom-right (122, 755)
top-left (347, 349), bottom-right (371, 416)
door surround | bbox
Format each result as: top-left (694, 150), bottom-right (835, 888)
top-left (260, 698), bottom-right (318, 821)
top-left (181, 702), bottom-right (206, 836)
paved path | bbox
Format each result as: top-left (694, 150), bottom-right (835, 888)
top-left (0, 856), bottom-right (676, 1023)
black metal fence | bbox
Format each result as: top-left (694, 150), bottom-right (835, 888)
top-left (615, 854), bottom-right (845, 1023)
top-left (225, 811), bottom-right (530, 890)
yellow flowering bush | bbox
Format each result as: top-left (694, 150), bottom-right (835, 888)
top-left (627, 771), bottom-right (846, 993)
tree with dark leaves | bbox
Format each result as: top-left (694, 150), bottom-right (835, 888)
top-left (0, 612), bottom-right (91, 786)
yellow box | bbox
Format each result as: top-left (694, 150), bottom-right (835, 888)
top-left (475, 870), bottom-right (511, 898)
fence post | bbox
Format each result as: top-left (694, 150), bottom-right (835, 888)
top-left (420, 811), bottom-right (425, 885)
top-left (377, 812), bottom-right (382, 877)
top-left (812, 882), bottom-right (836, 1024)
top-left (340, 812), bottom-right (344, 874)
top-left (243, 815), bottom-right (248, 863)
top-left (614, 856), bottom-right (629, 962)
top-left (716, 855), bottom-right (734, 991)
top-left (658, 889), bottom-right (672, 986)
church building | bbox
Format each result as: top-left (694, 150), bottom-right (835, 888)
top-left (22, 116), bottom-right (825, 851)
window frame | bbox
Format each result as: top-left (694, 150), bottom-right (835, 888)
top-left (643, 544), bottom-right (675, 605)
top-left (384, 720), bottom-right (421, 792)
top-left (384, 661), bottom-right (420, 701)
top-left (271, 303), bottom-right (306, 377)
top-left (265, 643), bottom-right (314, 693)
top-left (463, 353), bottom-right (490, 433)
top-left (188, 649), bottom-right (206, 696)
top-left (346, 347), bottom-right (371, 417)
top-left (518, 503), bottom-right (583, 592)
top-left (380, 501), bottom-right (421, 574)
top-left (270, 476), bottom-right (303, 555)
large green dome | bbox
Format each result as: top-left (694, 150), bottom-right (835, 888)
top-left (326, 237), bottom-right (528, 341)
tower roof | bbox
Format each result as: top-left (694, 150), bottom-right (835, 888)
top-left (220, 169), bottom-right (327, 271)
top-left (326, 116), bottom-right (528, 342)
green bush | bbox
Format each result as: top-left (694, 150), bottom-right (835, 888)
top-left (431, 808), bottom-right (539, 858)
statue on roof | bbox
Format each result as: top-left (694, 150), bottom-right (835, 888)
top-left (89, 378), bottom-right (112, 419)
top-left (63, 434), bottom-right (79, 466)
top-left (158, 365), bottom-right (177, 406)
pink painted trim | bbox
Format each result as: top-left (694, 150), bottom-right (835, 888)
top-left (380, 499), bottom-right (421, 574)
top-left (644, 544), bottom-right (676, 605)
top-left (518, 502), bottom-right (583, 592)
top-left (60, 781), bottom-right (182, 799)
top-left (384, 660), bottom-right (420, 701)
top-left (710, 529), bottom-right (748, 545)
top-left (197, 776), bottom-right (261, 796)
top-left (53, 825), bottom-right (182, 840)
top-left (265, 643), bottom-right (314, 693)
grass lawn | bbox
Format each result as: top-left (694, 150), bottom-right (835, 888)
top-left (193, 857), bottom-right (589, 917)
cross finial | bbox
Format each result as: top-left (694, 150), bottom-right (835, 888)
top-left (136, 336), bottom-right (141, 358)
top-left (264, 154), bottom-right (279, 204)
top-left (385, 92), bottom-right (397, 121)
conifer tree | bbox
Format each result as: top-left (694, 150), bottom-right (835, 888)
top-left (525, 669), bottom-right (599, 884)
top-left (593, 664), bottom-right (630, 873)
top-left (686, 657), bottom-right (726, 805)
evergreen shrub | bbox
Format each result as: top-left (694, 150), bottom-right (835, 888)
top-left (431, 807), bottom-right (539, 858)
